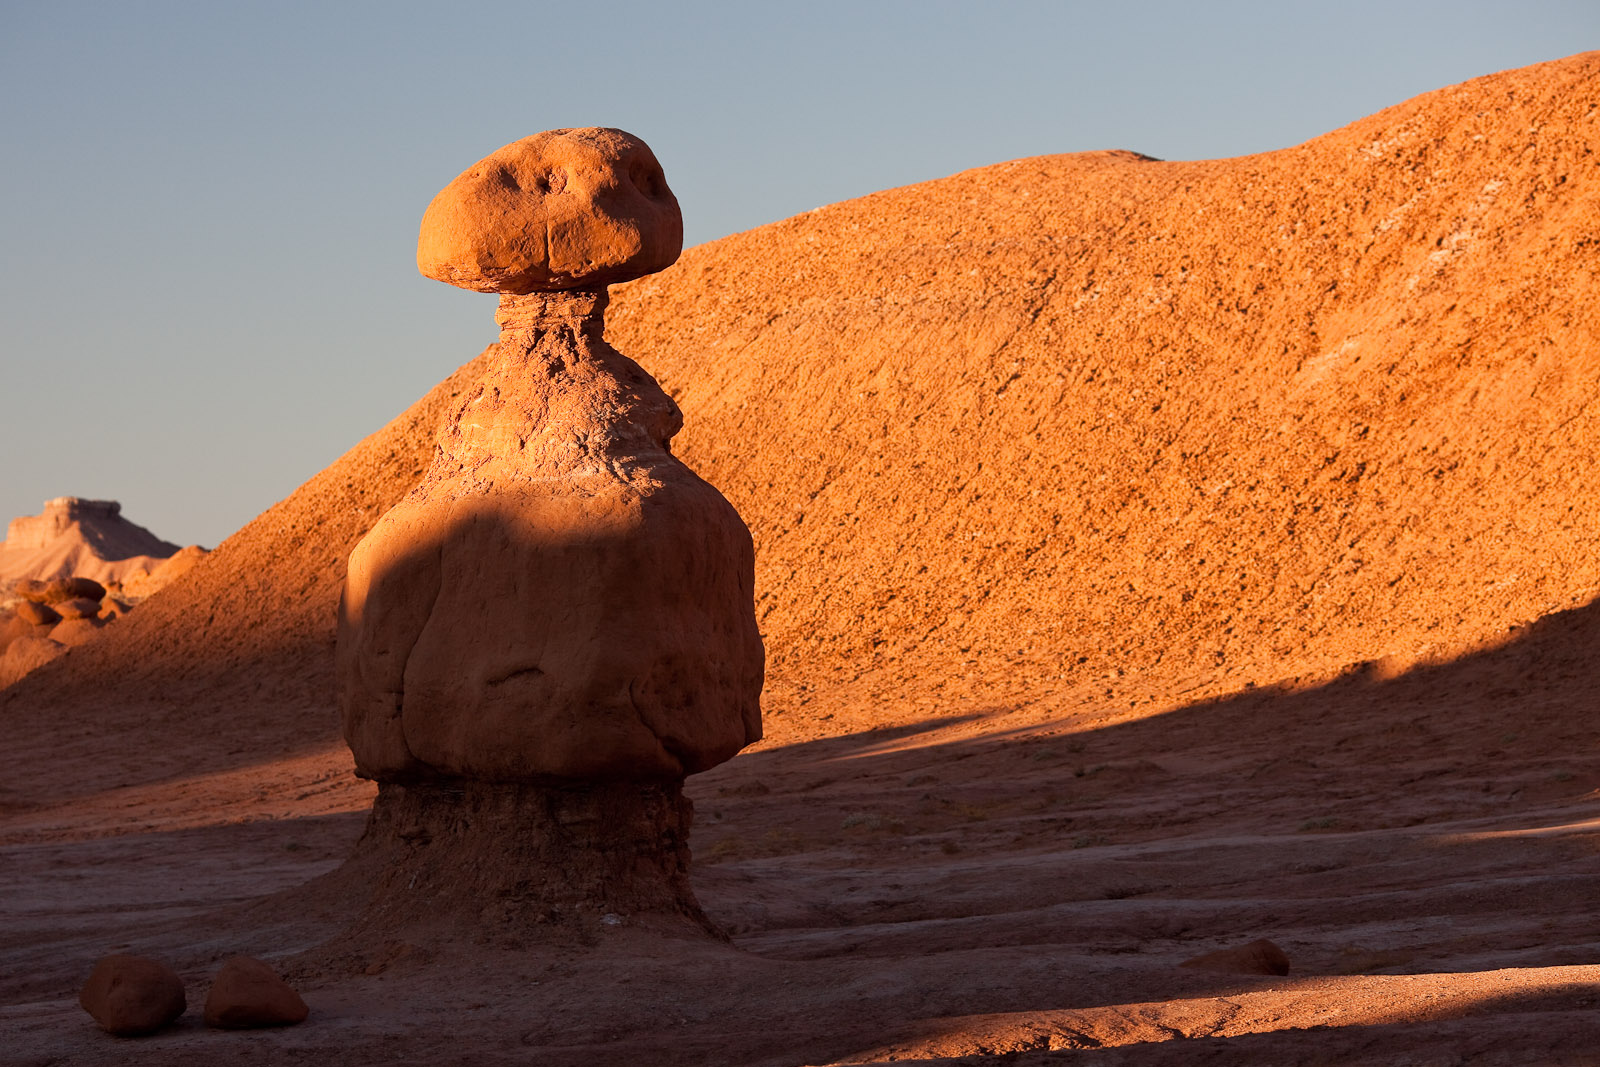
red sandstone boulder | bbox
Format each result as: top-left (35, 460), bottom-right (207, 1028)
top-left (11, 578), bottom-right (50, 602)
top-left (14, 600), bottom-right (60, 627)
top-left (54, 596), bottom-right (103, 620)
top-left (1179, 938), bottom-right (1291, 976)
top-left (203, 956), bottom-right (308, 1029)
top-left (417, 128), bottom-right (681, 294)
top-left (51, 616), bottom-right (107, 647)
top-left (78, 955), bottom-right (186, 1036)
top-left (44, 576), bottom-right (106, 604)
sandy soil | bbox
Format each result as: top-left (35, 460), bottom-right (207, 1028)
top-left (4, 54), bottom-right (1600, 1065)
top-left (5, 601), bottom-right (1599, 1064)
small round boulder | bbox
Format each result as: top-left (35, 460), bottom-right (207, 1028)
top-left (417, 128), bottom-right (682, 294)
top-left (203, 956), bottom-right (308, 1029)
top-left (15, 600), bottom-right (61, 627)
top-left (78, 955), bottom-right (186, 1036)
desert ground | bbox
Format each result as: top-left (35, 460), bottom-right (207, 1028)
top-left (4, 54), bottom-right (1600, 1065)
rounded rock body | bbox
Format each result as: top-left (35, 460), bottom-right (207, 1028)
top-left (417, 128), bottom-right (682, 294)
top-left (339, 291), bottom-right (763, 783)
top-left (204, 956), bottom-right (308, 1029)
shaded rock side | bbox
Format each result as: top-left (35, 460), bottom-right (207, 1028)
top-left (13, 600), bottom-right (60, 627)
top-left (78, 955), bottom-right (186, 1037)
top-left (321, 778), bottom-right (712, 946)
top-left (203, 956), bottom-right (308, 1029)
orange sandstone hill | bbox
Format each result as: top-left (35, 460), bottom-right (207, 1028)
top-left (4, 53), bottom-right (1599, 810)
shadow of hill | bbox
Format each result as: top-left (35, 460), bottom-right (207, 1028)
top-left (689, 595), bottom-right (1600, 980)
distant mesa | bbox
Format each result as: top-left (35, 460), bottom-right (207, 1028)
top-left (0, 497), bottom-right (207, 688)
top-left (0, 497), bottom-right (184, 586)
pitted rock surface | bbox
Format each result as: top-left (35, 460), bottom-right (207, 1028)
top-left (417, 128), bottom-right (681, 294)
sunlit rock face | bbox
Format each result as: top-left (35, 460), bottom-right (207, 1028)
top-left (338, 287), bottom-right (763, 783)
top-left (415, 127), bottom-right (682, 294)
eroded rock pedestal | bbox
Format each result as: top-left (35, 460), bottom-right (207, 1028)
top-left (333, 130), bottom-right (762, 942)
top-left (340, 779), bottom-right (702, 940)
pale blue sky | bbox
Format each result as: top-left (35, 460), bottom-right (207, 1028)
top-left (2, 1), bottom-right (1595, 548)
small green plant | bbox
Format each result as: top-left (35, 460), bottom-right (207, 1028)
top-left (1298, 817), bottom-right (1341, 832)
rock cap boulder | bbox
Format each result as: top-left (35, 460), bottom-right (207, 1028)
top-left (417, 128), bottom-right (682, 294)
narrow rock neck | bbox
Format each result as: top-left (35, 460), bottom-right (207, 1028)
top-left (495, 288), bottom-right (608, 345)
top-left (430, 284), bottom-right (682, 479)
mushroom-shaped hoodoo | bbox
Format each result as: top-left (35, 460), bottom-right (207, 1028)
top-left (335, 129), bottom-right (762, 943)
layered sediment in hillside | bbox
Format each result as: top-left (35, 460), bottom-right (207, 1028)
top-left (4, 53), bottom-right (1597, 804)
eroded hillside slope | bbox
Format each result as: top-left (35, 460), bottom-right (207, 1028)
top-left (4, 53), bottom-right (1597, 806)
top-left (610, 50), bottom-right (1600, 702)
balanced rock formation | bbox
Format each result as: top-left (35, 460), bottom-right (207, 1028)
top-left (203, 956), bottom-right (308, 1029)
top-left (335, 128), bottom-right (763, 939)
top-left (78, 955), bottom-right (186, 1037)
